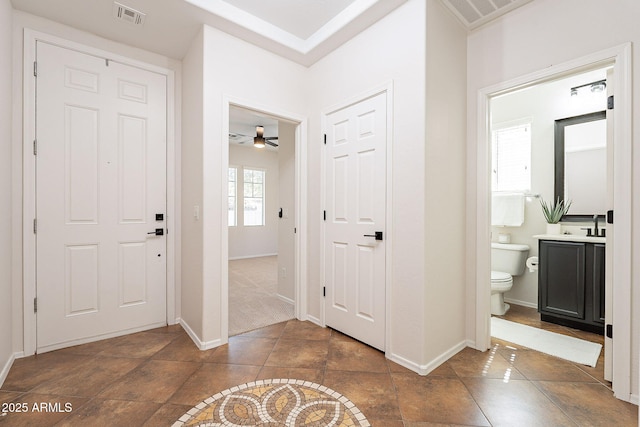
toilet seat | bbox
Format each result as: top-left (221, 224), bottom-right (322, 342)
top-left (491, 270), bottom-right (513, 292)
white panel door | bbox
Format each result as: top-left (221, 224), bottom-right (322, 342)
top-left (36, 41), bottom-right (167, 352)
top-left (324, 92), bottom-right (387, 350)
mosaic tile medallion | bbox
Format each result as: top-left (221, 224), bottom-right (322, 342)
top-left (173, 378), bottom-right (370, 427)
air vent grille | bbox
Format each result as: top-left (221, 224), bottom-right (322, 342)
top-left (113, 2), bottom-right (146, 26)
top-left (441, 0), bottom-right (533, 30)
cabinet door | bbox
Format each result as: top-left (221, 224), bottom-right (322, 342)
top-left (592, 243), bottom-right (606, 323)
top-left (539, 241), bottom-right (585, 319)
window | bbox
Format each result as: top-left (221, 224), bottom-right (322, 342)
top-left (492, 121), bottom-right (532, 192)
top-left (228, 167), bottom-right (237, 226)
top-left (243, 168), bottom-right (265, 226)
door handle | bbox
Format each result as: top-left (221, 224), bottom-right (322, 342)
top-left (147, 228), bottom-right (164, 236)
top-left (363, 231), bottom-right (383, 241)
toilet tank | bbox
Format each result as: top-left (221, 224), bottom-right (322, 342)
top-left (491, 243), bottom-right (530, 276)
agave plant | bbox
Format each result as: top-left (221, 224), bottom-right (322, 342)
top-left (540, 197), bottom-right (572, 224)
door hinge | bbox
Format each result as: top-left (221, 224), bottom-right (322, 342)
top-left (106, 58), bottom-right (110, 67)
top-left (607, 95), bottom-right (614, 110)
top-left (323, 210), bottom-right (326, 221)
top-left (33, 61), bottom-right (37, 77)
top-left (323, 286), bottom-right (326, 297)
top-left (294, 227), bottom-right (297, 233)
top-left (33, 139), bottom-right (37, 155)
top-left (33, 218), bottom-right (37, 234)
top-left (324, 134), bottom-right (326, 145)
top-left (607, 210), bottom-right (614, 224)
top-left (606, 324), bottom-right (613, 339)
top-left (33, 297), bottom-right (37, 313)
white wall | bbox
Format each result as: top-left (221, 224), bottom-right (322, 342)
top-left (181, 28), bottom-right (205, 339)
top-left (491, 69), bottom-right (608, 307)
top-left (277, 122), bottom-right (296, 301)
top-left (466, 0), bottom-right (640, 399)
top-left (423, 0), bottom-right (468, 365)
top-left (307, 0), bottom-right (426, 367)
top-left (228, 144), bottom-right (279, 259)
top-left (0, 0), bottom-right (14, 385)
top-left (305, 0), bottom-right (467, 371)
top-left (198, 25), bottom-right (308, 345)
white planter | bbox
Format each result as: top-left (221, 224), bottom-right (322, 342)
top-left (546, 223), bottom-right (562, 235)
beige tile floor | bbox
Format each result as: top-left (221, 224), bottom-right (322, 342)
top-left (1, 306), bottom-right (637, 426)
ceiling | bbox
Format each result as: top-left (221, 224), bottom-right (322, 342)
top-left (229, 106), bottom-right (280, 150)
top-left (11, 0), bottom-right (406, 65)
top-left (11, 0), bottom-right (534, 66)
top-left (440, 0), bottom-right (534, 30)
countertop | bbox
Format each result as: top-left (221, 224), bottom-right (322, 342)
top-left (533, 234), bottom-right (606, 244)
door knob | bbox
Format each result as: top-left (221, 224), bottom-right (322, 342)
top-left (147, 228), bottom-right (164, 236)
top-left (363, 231), bottom-right (383, 241)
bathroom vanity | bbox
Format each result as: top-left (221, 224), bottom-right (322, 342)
top-left (534, 234), bottom-right (605, 334)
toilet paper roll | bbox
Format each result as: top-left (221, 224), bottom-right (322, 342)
top-left (526, 256), bottom-right (539, 273)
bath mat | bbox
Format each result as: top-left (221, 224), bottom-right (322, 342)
top-left (491, 317), bottom-right (602, 367)
top-left (173, 378), bottom-right (370, 426)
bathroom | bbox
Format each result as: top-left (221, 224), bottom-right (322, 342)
top-left (489, 67), bottom-right (609, 321)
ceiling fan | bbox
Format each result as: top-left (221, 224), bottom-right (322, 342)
top-left (229, 125), bottom-right (278, 148)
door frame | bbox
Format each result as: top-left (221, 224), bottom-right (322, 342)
top-left (21, 29), bottom-right (178, 356)
top-left (473, 43), bottom-right (633, 402)
top-left (320, 82), bottom-right (394, 354)
top-left (220, 95), bottom-right (308, 342)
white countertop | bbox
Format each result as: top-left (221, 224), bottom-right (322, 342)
top-left (533, 234), bottom-right (606, 244)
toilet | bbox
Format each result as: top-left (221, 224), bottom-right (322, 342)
top-left (491, 242), bottom-right (530, 315)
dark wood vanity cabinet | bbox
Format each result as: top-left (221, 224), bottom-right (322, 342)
top-left (538, 240), bottom-right (605, 334)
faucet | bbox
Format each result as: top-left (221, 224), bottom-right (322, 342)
top-left (593, 215), bottom-right (599, 237)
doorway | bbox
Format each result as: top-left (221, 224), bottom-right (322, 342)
top-left (476, 44), bottom-right (632, 402)
top-left (221, 99), bottom-right (307, 341)
top-left (227, 106), bottom-right (296, 335)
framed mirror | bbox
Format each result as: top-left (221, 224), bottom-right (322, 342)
top-left (554, 111), bottom-right (607, 221)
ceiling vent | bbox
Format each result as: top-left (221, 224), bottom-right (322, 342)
top-left (441, 0), bottom-right (533, 30)
top-left (113, 2), bottom-right (146, 26)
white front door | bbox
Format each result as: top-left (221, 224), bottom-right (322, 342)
top-left (35, 41), bottom-right (167, 352)
top-left (324, 92), bottom-right (387, 351)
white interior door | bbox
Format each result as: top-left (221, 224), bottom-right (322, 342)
top-left (35, 41), bottom-right (167, 352)
top-left (324, 92), bottom-right (387, 351)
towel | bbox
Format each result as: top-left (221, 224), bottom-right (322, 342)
top-left (492, 192), bottom-right (525, 226)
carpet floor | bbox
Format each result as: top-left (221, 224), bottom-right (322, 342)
top-left (228, 256), bottom-right (295, 336)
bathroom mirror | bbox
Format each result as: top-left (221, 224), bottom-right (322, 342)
top-left (554, 111), bottom-right (607, 221)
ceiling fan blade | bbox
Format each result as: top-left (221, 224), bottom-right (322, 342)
top-left (265, 136), bottom-right (278, 141)
top-left (265, 140), bottom-right (279, 147)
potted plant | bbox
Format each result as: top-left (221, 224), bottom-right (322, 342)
top-left (540, 197), bottom-right (572, 234)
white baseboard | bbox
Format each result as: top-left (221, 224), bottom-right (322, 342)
top-left (504, 298), bottom-right (538, 309)
top-left (628, 393), bottom-right (639, 405)
top-left (387, 339), bottom-right (470, 376)
top-left (306, 315), bottom-right (322, 327)
top-left (0, 352), bottom-right (19, 388)
top-left (277, 294), bottom-right (294, 305)
top-left (228, 253), bottom-right (278, 261)
top-left (178, 318), bottom-right (223, 350)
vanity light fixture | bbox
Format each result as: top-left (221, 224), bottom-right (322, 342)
top-left (254, 125), bottom-right (266, 148)
top-left (569, 79), bottom-right (606, 96)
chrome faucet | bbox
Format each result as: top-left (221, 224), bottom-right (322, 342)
top-left (593, 215), bottom-right (599, 237)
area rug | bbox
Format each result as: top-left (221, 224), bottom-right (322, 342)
top-left (491, 317), bottom-right (602, 367)
top-left (173, 379), bottom-right (370, 427)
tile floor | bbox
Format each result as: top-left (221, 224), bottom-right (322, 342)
top-left (1, 306), bottom-right (637, 426)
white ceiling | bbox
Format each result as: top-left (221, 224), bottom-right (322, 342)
top-left (10, 0), bottom-right (407, 65)
top-left (229, 106), bottom-right (280, 150)
top-left (440, 0), bottom-right (534, 30)
top-left (10, 0), bottom-right (534, 65)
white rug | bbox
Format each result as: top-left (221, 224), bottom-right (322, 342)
top-left (491, 317), bottom-right (602, 367)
